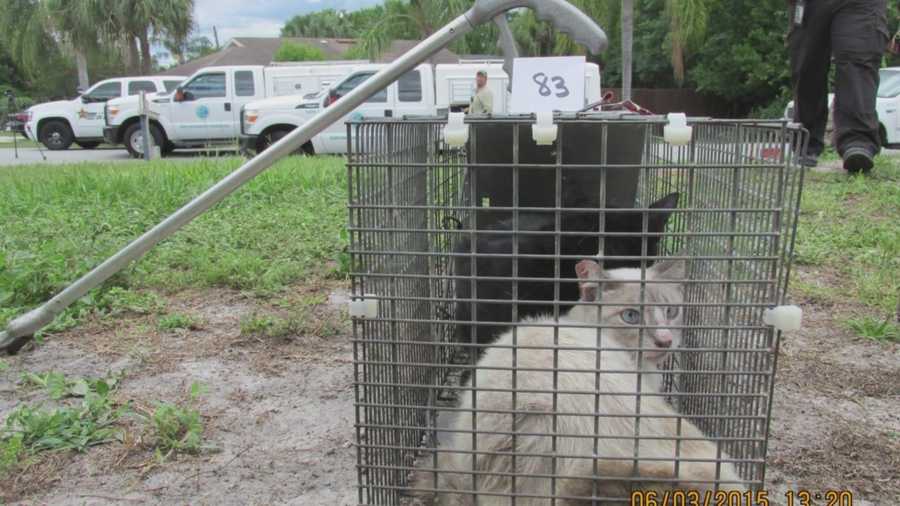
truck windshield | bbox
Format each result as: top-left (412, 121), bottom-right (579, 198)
top-left (878, 70), bottom-right (900, 98)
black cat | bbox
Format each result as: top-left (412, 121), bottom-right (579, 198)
top-left (453, 192), bottom-right (679, 345)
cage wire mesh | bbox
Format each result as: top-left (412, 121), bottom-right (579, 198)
top-left (348, 114), bottom-right (805, 505)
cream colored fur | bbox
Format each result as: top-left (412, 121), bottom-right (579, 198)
top-left (412, 260), bottom-right (745, 505)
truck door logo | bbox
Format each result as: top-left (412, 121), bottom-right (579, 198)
top-left (196, 105), bottom-right (209, 119)
top-left (77, 108), bottom-right (100, 120)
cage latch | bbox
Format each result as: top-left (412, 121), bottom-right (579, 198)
top-left (349, 294), bottom-right (379, 319)
top-left (532, 111), bottom-right (558, 146)
top-left (663, 112), bottom-right (693, 145)
top-left (762, 305), bottom-right (803, 331)
top-left (443, 112), bottom-right (469, 147)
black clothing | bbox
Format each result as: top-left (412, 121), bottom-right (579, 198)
top-left (789, 0), bottom-right (891, 157)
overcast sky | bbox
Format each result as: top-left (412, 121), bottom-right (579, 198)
top-left (192, 0), bottom-right (382, 45)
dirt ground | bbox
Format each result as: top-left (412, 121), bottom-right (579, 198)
top-left (2, 274), bottom-right (898, 506)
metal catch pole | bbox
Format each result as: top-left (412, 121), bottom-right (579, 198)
top-left (0, 0), bottom-right (608, 353)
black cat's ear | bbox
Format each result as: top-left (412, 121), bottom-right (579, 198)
top-left (575, 259), bottom-right (603, 301)
top-left (651, 258), bottom-right (685, 280)
top-left (648, 192), bottom-right (679, 231)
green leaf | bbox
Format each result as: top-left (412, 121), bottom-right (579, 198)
top-left (70, 379), bottom-right (90, 397)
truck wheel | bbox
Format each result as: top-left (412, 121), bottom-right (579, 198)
top-left (39, 120), bottom-right (74, 150)
top-left (123, 123), bottom-right (164, 159)
top-left (259, 128), bottom-right (314, 156)
top-left (75, 141), bottom-right (101, 149)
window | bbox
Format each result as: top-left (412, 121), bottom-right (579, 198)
top-left (878, 70), bottom-right (900, 98)
top-left (235, 71), bottom-right (255, 97)
top-left (183, 72), bottom-right (227, 99)
top-left (164, 80), bottom-right (184, 92)
top-left (85, 81), bottom-right (122, 101)
top-left (398, 71), bottom-right (422, 102)
top-left (128, 80), bottom-right (157, 95)
top-left (336, 72), bottom-right (386, 103)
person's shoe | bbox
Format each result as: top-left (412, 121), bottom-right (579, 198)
top-left (799, 154), bottom-right (819, 168)
top-left (842, 147), bottom-right (874, 174)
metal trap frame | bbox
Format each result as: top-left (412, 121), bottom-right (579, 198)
top-left (348, 114), bottom-right (805, 505)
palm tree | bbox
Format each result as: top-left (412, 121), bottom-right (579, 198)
top-left (356, 0), bottom-right (478, 60)
top-left (109, 0), bottom-right (194, 75)
top-left (666, 0), bottom-right (710, 85)
top-left (41, 0), bottom-right (107, 89)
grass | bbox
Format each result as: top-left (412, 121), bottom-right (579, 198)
top-left (142, 382), bottom-right (210, 462)
top-left (1, 373), bottom-right (126, 477)
top-left (157, 312), bottom-right (202, 332)
top-left (0, 132), bottom-right (40, 149)
top-left (0, 156), bottom-right (348, 336)
top-left (792, 154), bottom-right (900, 322)
top-left (1, 372), bottom-right (211, 476)
top-left (239, 312), bottom-right (299, 339)
top-left (845, 316), bottom-right (900, 343)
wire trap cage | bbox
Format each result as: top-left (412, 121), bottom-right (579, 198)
top-left (347, 114), bottom-right (805, 505)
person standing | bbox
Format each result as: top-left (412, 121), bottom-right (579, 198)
top-left (468, 70), bottom-right (494, 115)
top-left (789, 0), bottom-right (890, 173)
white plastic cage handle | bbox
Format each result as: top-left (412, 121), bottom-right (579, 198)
top-left (443, 112), bottom-right (469, 147)
top-left (663, 112), bottom-right (693, 145)
top-left (349, 294), bottom-right (379, 319)
top-left (532, 111), bottom-right (558, 146)
top-left (763, 305), bottom-right (803, 332)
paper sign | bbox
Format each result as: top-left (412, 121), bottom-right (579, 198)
top-left (510, 56), bottom-right (586, 113)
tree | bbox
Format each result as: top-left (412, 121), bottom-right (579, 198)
top-left (273, 41), bottom-right (327, 62)
top-left (665, 0), bottom-right (711, 86)
top-left (281, 8), bottom-right (362, 38)
top-left (689, 0), bottom-right (790, 114)
top-left (107, 0), bottom-right (194, 75)
top-left (41, 0), bottom-right (106, 89)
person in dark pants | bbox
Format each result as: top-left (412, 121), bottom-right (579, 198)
top-left (789, 0), bottom-right (891, 173)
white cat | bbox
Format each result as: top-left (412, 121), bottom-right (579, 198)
top-left (412, 259), bottom-right (745, 505)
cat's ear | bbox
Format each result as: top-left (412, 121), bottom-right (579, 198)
top-left (575, 259), bottom-right (603, 301)
top-left (651, 258), bottom-right (685, 280)
top-left (648, 192), bottom-right (679, 232)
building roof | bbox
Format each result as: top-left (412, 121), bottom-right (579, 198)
top-left (157, 37), bottom-right (461, 76)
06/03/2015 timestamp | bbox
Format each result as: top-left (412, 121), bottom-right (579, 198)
top-left (631, 490), bottom-right (854, 506)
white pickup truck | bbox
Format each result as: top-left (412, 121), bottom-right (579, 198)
top-left (24, 75), bottom-right (185, 150)
top-left (239, 61), bottom-right (603, 155)
top-left (103, 62), bottom-right (365, 157)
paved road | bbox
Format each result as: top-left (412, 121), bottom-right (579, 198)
top-left (0, 146), bottom-right (240, 166)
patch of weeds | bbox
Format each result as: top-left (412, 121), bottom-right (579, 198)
top-left (0, 359), bottom-right (8, 373)
top-left (157, 313), bottom-right (202, 332)
top-left (145, 382), bottom-right (210, 461)
top-left (845, 316), bottom-right (900, 343)
top-left (21, 371), bottom-right (120, 400)
top-left (95, 287), bottom-right (165, 316)
top-left (239, 313), bottom-right (297, 339)
top-left (0, 374), bottom-right (126, 476)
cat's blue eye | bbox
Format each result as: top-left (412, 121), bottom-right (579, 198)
top-left (666, 306), bottom-right (680, 319)
top-left (621, 309), bottom-right (641, 325)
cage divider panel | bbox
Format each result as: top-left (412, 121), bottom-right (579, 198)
top-left (467, 121), bottom-right (644, 231)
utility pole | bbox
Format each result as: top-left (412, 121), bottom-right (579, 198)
top-left (213, 26), bottom-right (220, 49)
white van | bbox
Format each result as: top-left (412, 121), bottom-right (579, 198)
top-left (103, 62), bottom-right (366, 157)
top-left (24, 75), bottom-right (185, 150)
top-left (239, 62), bottom-right (603, 155)
top-left (783, 67), bottom-right (900, 148)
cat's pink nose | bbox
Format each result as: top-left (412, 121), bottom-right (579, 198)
top-left (655, 331), bottom-right (673, 348)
